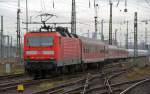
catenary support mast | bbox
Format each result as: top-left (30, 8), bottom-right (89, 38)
top-left (71, 0), bottom-right (76, 34)
top-left (17, 0), bottom-right (21, 63)
top-left (109, 1), bottom-right (113, 45)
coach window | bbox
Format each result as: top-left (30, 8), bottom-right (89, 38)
top-left (91, 46), bottom-right (93, 53)
top-left (103, 46), bottom-right (105, 53)
top-left (95, 46), bottom-right (97, 52)
top-left (105, 46), bottom-right (108, 53)
top-left (99, 48), bottom-right (101, 53)
top-left (89, 46), bottom-right (90, 53)
top-left (88, 45), bottom-right (90, 53)
top-left (87, 45), bottom-right (89, 53)
top-left (90, 45), bottom-right (92, 53)
top-left (84, 46), bottom-right (86, 53)
top-left (93, 46), bottom-right (95, 53)
top-left (86, 45), bottom-right (88, 53)
top-left (98, 46), bottom-right (100, 53)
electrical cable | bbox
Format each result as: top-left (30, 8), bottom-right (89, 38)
top-left (116, 0), bottom-right (120, 7)
top-left (144, 0), bottom-right (150, 6)
top-left (89, 0), bottom-right (91, 8)
top-left (1, 0), bottom-right (150, 33)
top-left (125, 0), bottom-right (127, 7)
top-left (94, 0), bottom-right (96, 7)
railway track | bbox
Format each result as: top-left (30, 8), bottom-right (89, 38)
top-left (0, 73), bottom-right (24, 81)
top-left (31, 63), bottom-right (129, 94)
top-left (82, 64), bottom-right (150, 94)
top-left (1, 69), bottom-right (100, 93)
top-left (0, 73), bottom-right (31, 85)
top-left (31, 73), bottom-right (102, 94)
top-left (57, 62), bottom-right (130, 94)
top-left (1, 61), bottom-right (149, 94)
top-left (77, 69), bottom-right (128, 94)
top-left (32, 76), bottom-right (86, 94)
top-left (85, 78), bottom-right (148, 94)
top-left (82, 63), bottom-right (132, 94)
top-left (120, 78), bottom-right (150, 94)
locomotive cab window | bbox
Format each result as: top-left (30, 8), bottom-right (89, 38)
top-left (27, 36), bottom-right (54, 46)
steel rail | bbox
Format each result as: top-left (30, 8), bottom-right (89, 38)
top-left (0, 74), bottom-right (24, 80)
top-left (120, 78), bottom-right (150, 94)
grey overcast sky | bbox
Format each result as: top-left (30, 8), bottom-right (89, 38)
top-left (0, 0), bottom-right (150, 45)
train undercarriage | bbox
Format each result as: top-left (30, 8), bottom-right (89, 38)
top-left (25, 57), bottom-right (128, 79)
top-left (25, 61), bottom-right (104, 79)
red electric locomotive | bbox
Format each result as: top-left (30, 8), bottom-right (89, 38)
top-left (24, 27), bottom-right (81, 76)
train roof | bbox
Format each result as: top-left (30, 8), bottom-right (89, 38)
top-left (127, 49), bottom-right (149, 56)
top-left (127, 49), bottom-right (149, 52)
top-left (78, 35), bottom-right (128, 51)
top-left (25, 27), bottom-right (79, 38)
top-left (78, 36), bottom-right (106, 45)
top-left (108, 45), bottom-right (127, 51)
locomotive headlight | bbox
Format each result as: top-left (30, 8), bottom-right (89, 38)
top-left (43, 51), bottom-right (54, 55)
top-left (26, 51), bottom-right (37, 55)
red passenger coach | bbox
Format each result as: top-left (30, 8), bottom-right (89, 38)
top-left (79, 37), bottom-right (106, 63)
top-left (107, 45), bottom-right (128, 60)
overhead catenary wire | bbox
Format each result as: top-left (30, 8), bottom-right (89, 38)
top-left (116, 0), bottom-right (120, 7)
top-left (125, 0), bottom-right (127, 7)
top-left (0, 0), bottom-right (149, 12)
top-left (1, 0), bottom-right (150, 15)
top-left (1, 0), bottom-right (150, 36)
top-left (89, 0), bottom-right (91, 8)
